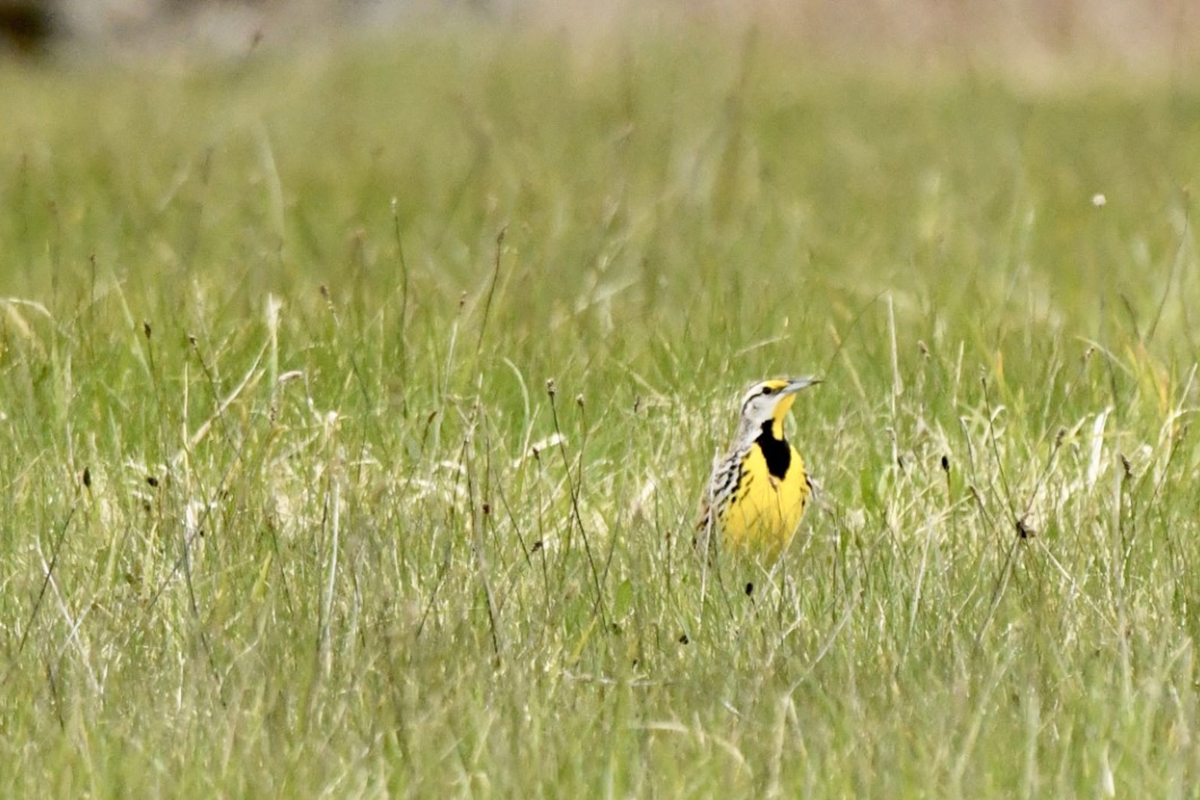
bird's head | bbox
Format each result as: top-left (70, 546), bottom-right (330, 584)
top-left (738, 376), bottom-right (821, 440)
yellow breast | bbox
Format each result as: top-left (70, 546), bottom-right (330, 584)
top-left (718, 441), bottom-right (809, 558)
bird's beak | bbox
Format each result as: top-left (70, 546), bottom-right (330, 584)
top-left (782, 376), bottom-right (822, 394)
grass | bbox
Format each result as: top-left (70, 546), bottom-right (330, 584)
top-left (3, 22), bottom-right (1200, 797)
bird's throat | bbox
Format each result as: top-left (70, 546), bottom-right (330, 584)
top-left (756, 422), bottom-right (792, 480)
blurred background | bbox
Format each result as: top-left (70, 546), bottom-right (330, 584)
top-left (2, 0), bottom-right (1197, 78)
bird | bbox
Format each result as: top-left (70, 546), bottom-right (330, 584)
top-left (697, 377), bottom-right (820, 559)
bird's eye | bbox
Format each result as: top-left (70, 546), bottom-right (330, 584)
top-left (761, 386), bottom-right (775, 396)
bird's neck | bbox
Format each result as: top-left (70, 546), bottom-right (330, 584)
top-left (738, 417), bottom-right (787, 449)
top-left (761, 418), bottom-right (786, 442)
top-left (755, 419), bottom-right (793, 479)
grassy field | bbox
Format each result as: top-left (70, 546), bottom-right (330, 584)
top-left (3, 23), bottom-right (1200, 797)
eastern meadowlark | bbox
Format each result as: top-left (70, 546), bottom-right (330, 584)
top-left (697, 377), bottom-right (820, 559)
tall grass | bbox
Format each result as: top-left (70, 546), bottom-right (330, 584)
top-left (2, 26), bottom-right (1200, 797)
